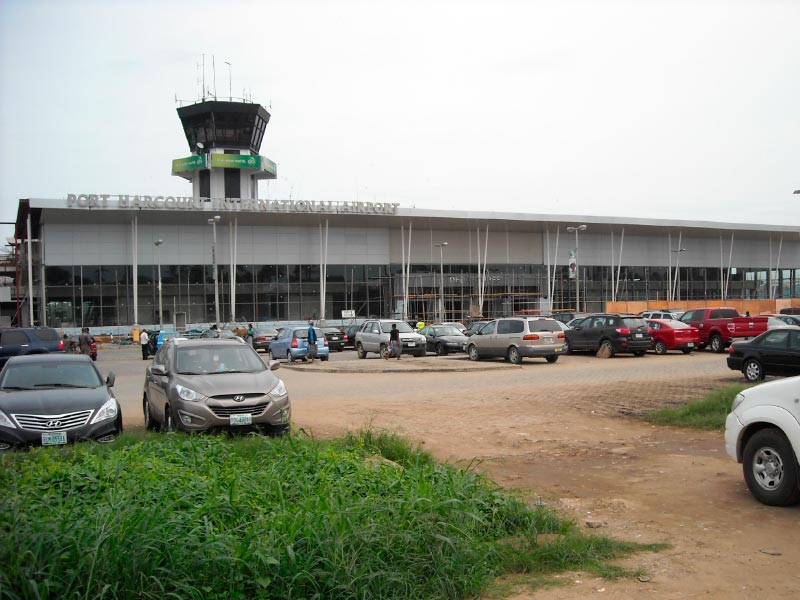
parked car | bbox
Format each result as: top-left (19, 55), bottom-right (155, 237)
top-left (0, 354), bottom-right (120, 450)
top-left (142, 338), bottom-right (290, 435)
top-left (438, 321), bottom-right (467, 334)
top-left (551, 312), bottom-right (589, 325)
top-left (725, 375), bottom-right (800, 505)
top-left (268, 326), bottom-right (330, 363)
top-left (420, 325), bottom-right (468, 355)
top-left (0, 327), bottom-right (65, 368)
top-left (646, 319), bottom-right (700, 354)
top-left (761, 314), bottom-right (800, 327)
top-left (341, 324), bottom-right (360, 349)
top-left (466, 317), bottom-right (565, 364)
top-left (564, 314), bottom-right (651, 357)
top-left (640, 309), bottom-right (683, 320)
top-left (779, 308), bottom-right (800, 316)
top-left (252, 326), bottom-right (279, 352)
top-left (726, 327), bottom-right (800, 382)
top-left (464, 320), bottom-right (492, 337)
top-left (321, 327), bottom-right (346, 352)
top-left (355, 320), bottom-right (426, 358)
top-left (156, 330), bottom-right (183, 350)
top-left (679, 308), bottom-right (768, 353)
top-left (200, 327), bottom-right (243, 341)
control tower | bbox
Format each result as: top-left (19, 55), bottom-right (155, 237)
top-left (171, 100), bottom-right (277, 199)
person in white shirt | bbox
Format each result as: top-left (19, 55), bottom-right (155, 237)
top-left (140, 330), bottom-right (150, 360)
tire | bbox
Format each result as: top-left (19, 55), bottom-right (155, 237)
top-left (143, 396), bottom-right (159, 432)
top-left (508, 346), bottom-right (522, 365)
top-left (681, 349), bottom-right (692, 354)
top-left (356, 343), bottom-right (367, 359)
top-left (545, 355), bottom-right (559, 363)
top-left (287, 351), bottom-right (295, 363)
top-left (599, 339), bottom-right (615, 358)
top-left (633, 350), bottom-right (646, 357)
top-left (380, 344), bottom-right (389, 360)
top-left (562, 338), bottom-right (572, 355)
top-left (743, 359), bottom-right (765, 383)
top-left (654, 340), bottom-right (667, 355)
top-left (436, 343), bottom-right (447, 356)
top-left (321, 356), bottom-right (329, 362)
top-left (742, 429), bottom-right (800, 506)
top-left (467, 344), bottom-right (480, 361)
top-left (710, 334), bottom-right (725, 353)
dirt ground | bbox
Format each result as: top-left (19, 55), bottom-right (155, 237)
top-left (276, 352), bottom-right (800, 600)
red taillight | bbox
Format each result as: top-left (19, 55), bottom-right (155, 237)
top-left (616, 328), bottom-right (631, 335)
top-left (291, 338), bottom-right (298, 348)
top-left (557, 332), bottom-right (565, 338)
top-left (523, 334), bottom-right (540, 340)
top-left (256, 336), bottom-right (266, 342)
top-left (343, 334), bottom-right (348, 342)
top-left (728, 345), bottom-right (735, 355)
top-left (58, 340), bottom-right (64, 351)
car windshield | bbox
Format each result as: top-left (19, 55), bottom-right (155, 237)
top-left (294, 327), bottom-right (324, 339)
top-left (255, 328), bottom-right (278, 335)
top-left (323, 327), bottom-right (341, 334)
top-left (175, 346), bottom-right (266, 375)
top-left (623, 318), bottom-right (648, 330)
top-left (527, 319), bottom-right (560, 332)
top-left (432, 326), bottom-right (461, 336)
top-left (380, 321), bottom-right (414, 333)
top-left (0, 362), bottom-right (102, 390)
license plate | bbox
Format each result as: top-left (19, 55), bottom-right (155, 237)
top-left (687, 342), bottom-right (694, 347)
top-left (42, 431), bottom-right (67, 446)
top-left (635, 333), bottom-right (643, 338)
top-left (407, 342), bottom-right (415, 347)
top-left (230, 414), bottom-right (252, 426)
top-left (544, 337), bottom-right (553, 343)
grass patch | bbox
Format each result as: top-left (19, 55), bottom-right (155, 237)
top-left (1, 431), bottom-right (662, 599)
top-left (644, 383), bottom-right (752, 430)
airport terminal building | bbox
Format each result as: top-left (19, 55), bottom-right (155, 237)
top-left (8, 99), bottom-right (800, 329)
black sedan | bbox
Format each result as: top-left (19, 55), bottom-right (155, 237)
top-left (341, 324), bottom-right (360, 349)
top-left (252, 327), bottom-right (279, 353)
top-left (420, 325), bottom-right (468, 355)
top-left (0, 354), bottom-right (121, 450)
top-left (727, 326), bottom-right (800, 382)
top-left (322, 327), bottom-right (346, 351)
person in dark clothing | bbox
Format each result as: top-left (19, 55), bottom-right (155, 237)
top-left (78, 327), bottom-right (94, 357)
top-left (388, 323), bottom-right (401, 360)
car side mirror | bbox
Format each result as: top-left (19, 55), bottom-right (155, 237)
top-left (151, 364), bottom-right (167, 376)
top-left (268, 360), bottom-right (281, 371)
top-left (105, 372), bottom-right (115, 387)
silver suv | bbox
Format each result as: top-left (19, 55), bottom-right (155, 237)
top-left (466, 317), bottom-right (565, 364)
top-left (355, 320), bottom-right (427, 358)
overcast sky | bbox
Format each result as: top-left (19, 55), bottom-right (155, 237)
top-left (1, 0), bottom-right (798, 233)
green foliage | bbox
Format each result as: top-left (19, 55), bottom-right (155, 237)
top-left (644, 383), bottom-right (752, 430)
top-left (0, 433), bottom-right (660, 599)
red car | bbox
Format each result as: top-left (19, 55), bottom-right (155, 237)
top-left (646, 319), bottom-right (700, 354)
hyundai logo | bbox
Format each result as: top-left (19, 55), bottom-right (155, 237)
top-left (233, 395), bottom-right (245, 402)
top-left (47, 420), bottom-right (62, 428)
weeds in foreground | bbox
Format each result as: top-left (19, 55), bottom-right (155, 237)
top-left (644, 383), bottom-right (752, 430)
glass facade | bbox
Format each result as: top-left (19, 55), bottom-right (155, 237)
top-left (42, 263), bottom-right (800, 328)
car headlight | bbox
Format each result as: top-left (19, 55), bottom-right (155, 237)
top-left (0, 410), bottom-right (16, 429)
top-left (176, 384), bottom-right (206, 402)
top-left (731, 393), bottom-right (746, 412)
top-left (269, 379), bottom-right (287, 399)
top-left (90, 397), bottom-right (118, 424)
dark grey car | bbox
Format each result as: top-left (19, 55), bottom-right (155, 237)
top-left (0, 354), bottom-right (120, 450)
top-left (420, 325), bottom-right (468, 355)
top-left (143, 338), bottom-right (290, 435)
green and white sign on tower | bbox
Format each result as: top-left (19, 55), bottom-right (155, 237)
top-left (171, 155), bottom-right (208, 173)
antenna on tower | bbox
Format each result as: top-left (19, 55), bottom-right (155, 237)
top-left (224, 61), bottom-right (232, 101)
top-left (212, 55), bottom-right (217, 100)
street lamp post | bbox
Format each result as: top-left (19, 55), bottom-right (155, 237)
top-left (208, 215), bottom-right (221, 326)
top-left (671, 248), bottom-right (687, 303)
top-left (566, 225), bottom-right (587, 312)
top-left (434, 242), bottom-right (448, 322)
top-left (154, 239), bottom-right (164, 329)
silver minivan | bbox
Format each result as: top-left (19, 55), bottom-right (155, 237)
top-left (355, 320), bottom-right (427, 358)
top-left (466, 317), bottom-right (565, 364)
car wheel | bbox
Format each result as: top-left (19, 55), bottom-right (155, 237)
top-left (562, 338), bottom-right (572, 354)
top-left (508, 346), bottom-right (522, 365)
top-left (143, 395), bottom-right (159, 432)
top-left (710, 334), bottom-right (725, 353)
top-left (468, 345), bottom-right (479, 361)
top-left (633, 350), bottom-right (646, 357)
top-left (599, 339), bottom-right (615, 358)
top-left (742, 428), bottom-right (800, 506)
top-left (545, 355), bottom-right (559, 363)
top-left (356, 343), bottom-right (367, 359)
top-left (654, 340), bottom-right (667, 355)
top-left (743, 359), bottom-right (765, 382)
top-left (164, 405), bottom-right (176, 432)
top-left (380, 344), bottom-right (389, 360)
top-left (321, 356), bottom-right (329, 362)
top-left (287, 351), bottom-right (295, 363)
top-left (681, 348), bottom-right (692, 354)
top-left (436, 343), bottom-right (447, 356)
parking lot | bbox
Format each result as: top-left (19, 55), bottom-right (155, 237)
top-left (99, 344), bottom-right (799, 599)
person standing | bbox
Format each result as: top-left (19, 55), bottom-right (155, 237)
top-left (140, 329), bottom-right (150, 360)
top-left (78, 327), bottom-right (94, 357)
top-left (389, 323), bottom-right (401, 360)
top-left (306, 320), bottom-right (317, 363)
top-left (246, 323), bottom-right (255, 347)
